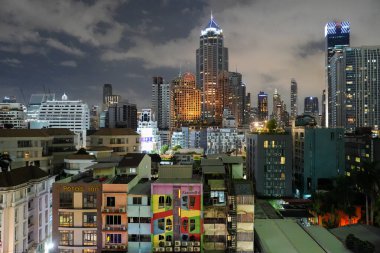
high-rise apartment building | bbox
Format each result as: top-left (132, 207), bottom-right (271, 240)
top-left (304, 97), bottom-right (319, 115)
top-left (171, 72), bottom-right (201, 127)
top-left (152, 77), bottom-right (171, 130)
top-left (37, 94), bottom-right (89, 147)
top-left (246, 133), bottom-right (293, 197)
top-left (330, 46), bottom-right (380, 131)
top-left (196, 14), bottom-right (228, 124)
top-left (107, 101), bottom-right (137, 130)
top-left (290, 79), bottom-right (298, 119)
top-left (325, 21), bottom-right (350, 127)
top-left (257, 91), bottom-right (268, 121)
top-left (321, 89), bottom-right (326, 127)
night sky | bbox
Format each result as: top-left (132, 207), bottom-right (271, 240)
top-left (1, 0), bottom-right (379, 112)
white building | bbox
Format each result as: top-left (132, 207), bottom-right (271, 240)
top-left (0, 103), bottom-right (27, 129)
top-left (37, 94), bottom-right (89, 148)
top-left (206, 128), bottom-right (245, 155)
top-left (0, 166), bottom-right (54, 253)
top-left (136, 109), bottom-right (161, 153)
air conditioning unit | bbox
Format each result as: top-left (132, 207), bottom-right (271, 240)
top-left (194, 247), bottom-right (200, 252)
top-left (174, 247), bottom-right (181, 252)
top-left (165, 242), bottom-right (172, 247)
top-left (194, 242), bottom-right (200, 246)
top-left (113, 245), bottom-right (118, 249)
top-left (188, 242), bottom-right (194, 246)
top-left (174, 241), bottom-right (181, 247)
top-left (121, 245), bottom-right (127, 249)
top-left (104, 208), bottom-right (109, 212)
top-left (181, 248), bottom-right (188, 252)
top-left (119, 207), bottom-right (125, 212)
top-left (166, 247), bottom-right (173, 252)
top-left (188, 246), bottom-right (194, 252)
top-left (106, 226), bottom-right (111, 230)
top-left (159, 247), bottom-right (165, 252)
top-left (182, 242), bottom-right (188, 247)
top-left (154, 247), bottom-right (161, 252)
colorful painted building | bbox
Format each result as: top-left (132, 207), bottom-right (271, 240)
top-left (151, 165), bottom-right (202, 252)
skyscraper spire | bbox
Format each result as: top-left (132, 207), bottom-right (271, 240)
top-left (211, 10), bottom-right (213, 21)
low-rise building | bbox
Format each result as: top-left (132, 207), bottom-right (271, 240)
top-left (0, 102), bottom-right (27, 129)
top-left (89, 128), bottom-right (141, 155)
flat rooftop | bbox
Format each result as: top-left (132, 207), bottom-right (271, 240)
top-left (255, 219), bottom-right (326, 253)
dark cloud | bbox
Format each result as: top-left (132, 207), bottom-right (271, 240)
top-left (0, 0), bottom-right (379, 114)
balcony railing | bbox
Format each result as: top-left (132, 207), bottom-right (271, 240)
top-left (102, 206), bottom-right (127, 213)
top-left (103, 225), bottom-right (128, 231)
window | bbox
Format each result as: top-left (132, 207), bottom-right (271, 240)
top-left (182, 219), bottom-right (188, 231)
top-left (189, 196), bottom-right (196, 209)
top-left (83, 231), bottom-right (97, 246)
top-left (158, 218), bottom-right (165, 230)
top-left (133, 197), bottom-right (142, 205)
top-left (18, 140), bottom-right (32, 148)
top-left (106, 215), bottom-right (121, 225)
top-left (83, 213), bottom-right (97, 227)
top-left (140, 217), bottom-right (151, 223)
top-left (158, 196), bottom-right (165, 208)
top-left (128, 217), bottom-right (138, 223)
top-left (106, 234), bottom-right (121, 244)
top-left (83, 193), bottom-right (97, 208)
top-left (190, 219), bottom-right (196, 232)
top-left (15, 208), bottom-right (18, 223)
top-left (165, 196), bottom-right (172, 207)
top-left (59, 230), bottom-right (74, 246)
top-left (106, 197), bottom-right (115, 207)
top-left (59, 212), bottom-right (73, 227)
top-left (128, 234), bottom-right (138, 242)
top-left (264, 140), bottom-right (268, 148)
top-left (97, 138), bottom-right (103, 145)
top-left (59, 192), bottom-right (73, 208)
top-left (83, 250), bottom-right (96, 253)
top-left (60, 250), bottom-right (74, 253)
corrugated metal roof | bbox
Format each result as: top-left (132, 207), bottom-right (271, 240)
top-left (202, 165), bottom-right (225, 174)
top-left (91, 128), bottom-right (139, 136)
top-left (208, 179), bottom-right (226, 190)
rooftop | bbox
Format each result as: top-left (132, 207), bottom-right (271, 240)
top-left (233, 180), bottom-right (254, 195)
top-left (65, 154), bottom-right (96, 160)
top-left (158, 165), bottom-right (193, 179)
top-left (43, 128), bottom-right (75, 136)
top-left (129, 180), bottom-right (151, 195)
top-left (91, 128), bottom-right (139, 136)
top-left (86, 146), bottom-right (114, 151)
top-left (118, 153), bottom-right (146, 167)
top-left (0, 166), bottom-right (49, 187)
top-left (0, 129), bottom-right (49, 138)
top-left (255, 219), bottom-right (327, 253)
top-left (330, 224), bottom-right (380, 251)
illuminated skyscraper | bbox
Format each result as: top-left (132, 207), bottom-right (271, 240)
top-left (196, 14), bottom-right (228, 124)
top-left (171, 72), bottom-right (201, 127)
top-left (258, 91), bottom-right (268, 121)
top-left (290, 78), bottom-right (298, 119)
top-left (325, 21), bottom-right (350, 127)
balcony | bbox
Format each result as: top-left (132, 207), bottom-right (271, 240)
top-left (102, 206), bottom-right (127, 213)
top-left (103, 244), bottom-right (128, 251)
top-left (103, 225), bottom-right (128, 231)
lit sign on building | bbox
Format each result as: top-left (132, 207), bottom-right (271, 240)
top-left (140, 128), bottom-right (154, 153)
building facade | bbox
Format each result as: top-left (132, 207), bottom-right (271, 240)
top-left (0, 103), bottom-right (27, 129)
top-left (37, 94), bottom-right (89, 148)
top-left (107, 101), bottom-right (137, 130)
top-left (0, 166), bottom-right (54, 253)
top-left (206, 128), bottom-right (245, 155)
top-left (290, 79), bottom-right (298, 120)
top-left (246, 133), bottom-right (293, 197)
top-left (292, 127), bottom-right (345, 196)
top-left (196, 15), bottom-right (228, 124)
top-left (325, 21), bottom-right (350, 127)
top-left (330, 46), bottom-right (380, 131)
top-left (257, 92), bottom-right (268, 122)
top-left (304, 97), bottom-right (319, 115)
top-left (152, 77), bottom-right (172, 130)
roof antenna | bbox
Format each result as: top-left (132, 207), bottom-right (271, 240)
top-left (179, 63), bottom-right (182, 77)
top-left (211, 10), bottom-right (213, 20)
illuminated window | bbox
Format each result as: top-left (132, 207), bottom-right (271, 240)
top-left (365, 154), bottom-right (370, 158)
top-left (83, 231), bottom-right (97, 246)
top-left (347, 155), bottom-right (350, 160)
top-left (190, 219), bottom-right (196, 232)
top-left (272, 141), bottom-right (275, 148)
top-left (59, 212), bottom-right (73, 227)
top-left (280, 157), bottom-right (286, 164)
top-left (280, 173), bottom-right (285, 180)
top-left (59, 230), bottom-right (74, 246)
top-left (355, 157), bottom-right (361, 163)
top-left (264, 141), bottom-right (268, 148)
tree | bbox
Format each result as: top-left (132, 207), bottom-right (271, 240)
top-left (76, 148), bottom-right (89, 155)
top-left (352, 162), bottom-right (380, 225)
top-left (160, 145), bottom-right (169, 154)
top-left (172, 145), bottom-right (182, 151)
top-left (266, 119), bottom-right (277, 132)
top-left (0, 153), bottom-right (12, 170)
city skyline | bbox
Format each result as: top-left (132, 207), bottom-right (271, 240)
top-left (1, 0), bottom-right (380, 112)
